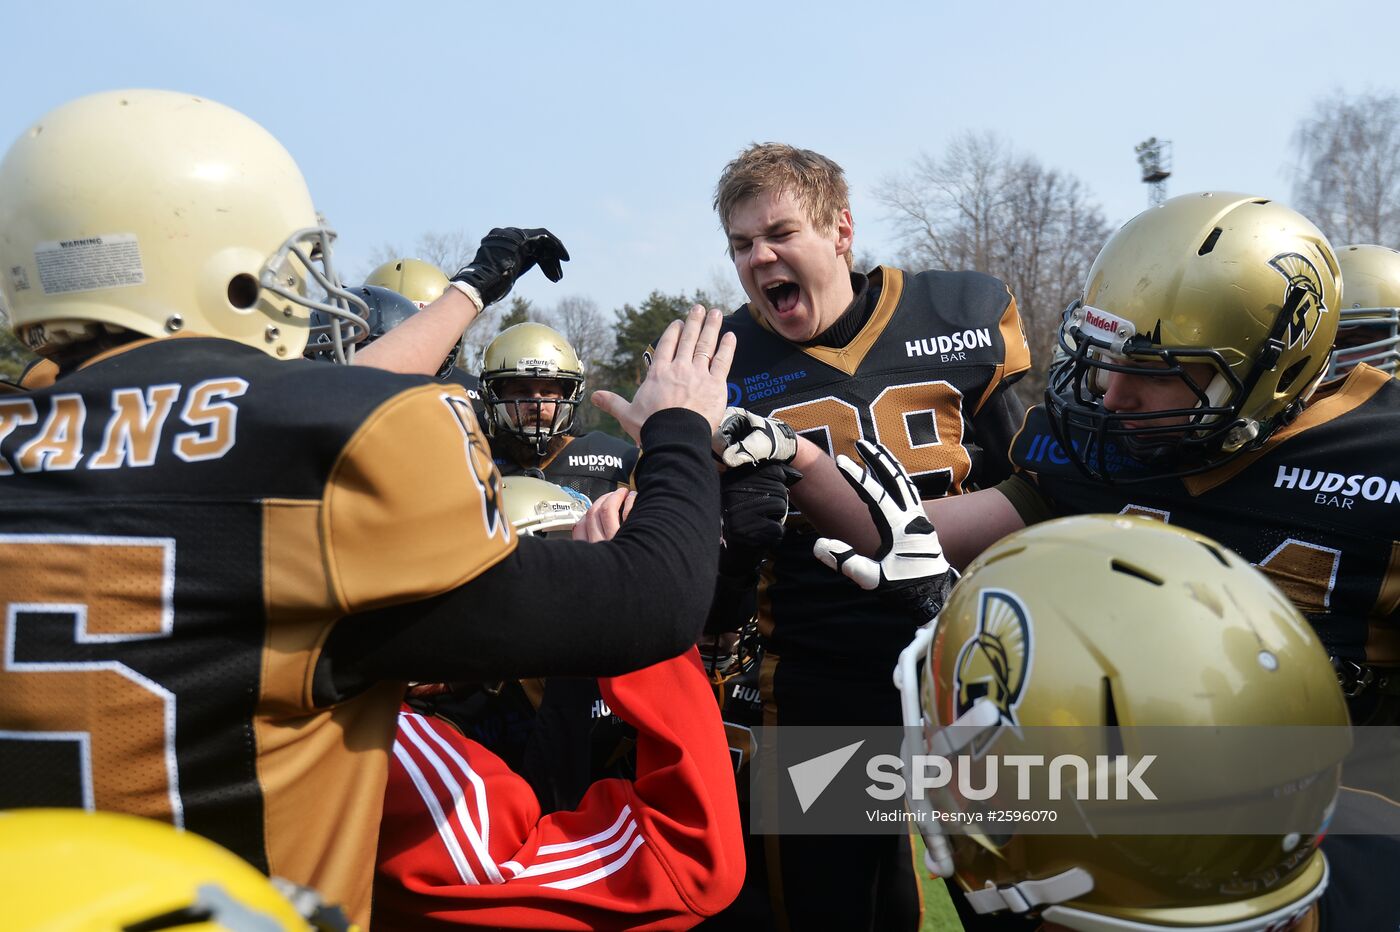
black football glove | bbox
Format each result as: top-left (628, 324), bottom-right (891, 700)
top-left (708, 461), bottom-right (802, 634)
top-left (451, 227), bottom-right (570, 307)
top-left (813, 439), bottom-right (956, 623)
top-left (720, 462), bottom-right (803, 571)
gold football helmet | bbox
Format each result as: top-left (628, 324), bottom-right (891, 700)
top-left (1325, 244), bottom-right (1400, 380)
top-left (0, 808), bottom-right (347, 930)
top-left (480, 322), bottom-right (586, 455)
top-left (894, 515), bottom-right (1349, 931)
top-left (500, 474), bottom-right (589, 537)
top-left (0, 89), bottom-right (368, 360)
top-left (1047, 193), bottom-right (1340, 481)
top-left (364, 257), bottom-right (450, 309)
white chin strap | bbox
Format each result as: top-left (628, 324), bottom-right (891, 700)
top-left (963, 869), bottom-right (1095, 916)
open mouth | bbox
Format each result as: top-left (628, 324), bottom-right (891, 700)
top-left (764, 282), bottom-right (800, 314)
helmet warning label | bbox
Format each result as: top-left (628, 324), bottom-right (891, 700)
top-left (35, 233), bottom-right (145, 295)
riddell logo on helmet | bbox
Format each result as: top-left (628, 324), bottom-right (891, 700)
top-left (1083, 309), bottom-right (1119, 333)
top-left (1080, 306), bottom-right (1135, 343)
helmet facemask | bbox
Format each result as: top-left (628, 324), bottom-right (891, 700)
top-left (1045, 292), bottom-right (1321, 484)
top-left (1326, 304), bottom-right (1400, 380)
top-left (483, 374), bottom-right (585, 457)
top-left (264, 225), bottom-right (370, 364)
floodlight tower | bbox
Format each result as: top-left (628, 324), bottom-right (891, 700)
top-left (1135, 137), bottom-right (1172, 207)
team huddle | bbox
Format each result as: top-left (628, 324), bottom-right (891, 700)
top-left (0, 89), bottom-right (1396, 932)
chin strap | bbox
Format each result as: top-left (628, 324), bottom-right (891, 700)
top-left (963, 868), bottom-right (1095, 916)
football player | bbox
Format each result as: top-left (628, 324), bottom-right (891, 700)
top-left (1325, 244), bottom-right (1400, 380)
top-left (374, 486), bottom-right (744, 931)
top-left (784, 192), bottom-right (1399, 725)
top-left (818, 447), bottom-right (1367, 931)
top-left (599, 141), bottom-right (1031, 932)
top-left (748, 192), bottom-right (1400, 928)
top-left (0, 89), bottom-right (734, 928)
top-left (481, 322), bottom-right (637, 503)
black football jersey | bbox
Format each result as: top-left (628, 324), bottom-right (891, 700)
top-left (0, 336), bottom-right (513, 926)
top-left (722, 266), bottom-right (1030, 673)
top-left (494, 430), bottom-right (638, 504)
top-left (1008, 364), bottom-right (1400, 668)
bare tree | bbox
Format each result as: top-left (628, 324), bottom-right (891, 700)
top-left (537, 295), bottom-right (616, 433)
top-left (1291, 90), bottom-right (1400, 248)
top-left (876, 132), bottom-right (1112, 405)
top-left (366, 229), bottom-right (477, 278)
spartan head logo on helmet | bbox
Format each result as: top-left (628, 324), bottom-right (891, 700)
top-left (1268, 252), bottom-right (1329, 350)
top-left (953, 588), bottom-right (1034, 756)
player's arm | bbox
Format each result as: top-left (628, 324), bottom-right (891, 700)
top-left (789, 434), bottom-right (1025, 570)
top-left (317, 308), bottom-right (736, 696)
top-left (354, 228), bottom-right (568, 375)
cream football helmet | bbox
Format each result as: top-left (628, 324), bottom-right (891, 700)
top-left (364, 257), bottom-right (451, 310)
top-left (894, 515), bottom-right (1349, 931)
top-left (480, 322), bottom-right (586, 455)
top-left (1046, 193), bottom-right (1340, 481)
top-left (0, 809), bottom-right (351, 930)
top-left (1325, 244), bottom-right (1400, 380)
top-left (501, 474), bottom-right (589, 537)
top-left (0, 89), bottom-right (368, 360)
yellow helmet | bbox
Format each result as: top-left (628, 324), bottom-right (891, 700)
top-left (0, 90), bottom-right (368, 360)
top-left (500, 474), bottom-right (588, 537)
top-left (480, 322), bottom-right (585, 455)
top-left (895, 515), bottom-right (1348, 931)
top-left (1325, 244), bottom-right (1400, 380)
top-left (364, 257), bottom-right (450, 309)
top-left (1046, 192), bottom-right (1340, 481)
top-left (0, 809), bottom-right (340, 930)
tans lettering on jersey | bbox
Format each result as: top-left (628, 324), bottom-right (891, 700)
top-left (567, 453), bottom-right (624, 471)
top-left (173, 378), bottom-right (248, 463)
top-left (1274, 464), bottom-right (1400, 506)
top-left (904, 328), bottom-right (993, 359)
top-left (0, 380), bottom-right (247, 477)
top-left (16, 394), bottom-right (85, 473)
top-left (0, 399), bottom-right (39, 476)
top-left (90, 385), bottom-right (181, 470)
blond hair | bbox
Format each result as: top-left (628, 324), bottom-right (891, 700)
top-left (714, 143), bottom-right (852, 257)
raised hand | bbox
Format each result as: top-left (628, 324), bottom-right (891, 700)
top-left (450, 227), bottom-right (570, 308)
top-left (592, 305), bottom-right (736, 439)
top-left (813, 439), bottom-right (956, 622)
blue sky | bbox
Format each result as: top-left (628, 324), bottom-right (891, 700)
top-left (3, 1), bottom-right (1396, 315)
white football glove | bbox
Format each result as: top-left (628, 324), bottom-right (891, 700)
top-left (813, 439), bottom-right (955, 622)
top-left (713, 406), bottom-right (798, 468)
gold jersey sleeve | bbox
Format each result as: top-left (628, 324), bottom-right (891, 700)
top-left (323, 382), bottom-right (517, 613)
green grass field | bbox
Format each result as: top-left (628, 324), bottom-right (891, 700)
top-left (915, 832), bottom-right (965, 932)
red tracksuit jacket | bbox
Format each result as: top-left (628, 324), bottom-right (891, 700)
top-left (373, 648), bottom-right (744, 930)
